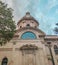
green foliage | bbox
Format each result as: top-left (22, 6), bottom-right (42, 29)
top-left (0, 1), bottom-right (16, 45)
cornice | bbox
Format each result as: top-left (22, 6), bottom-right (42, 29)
top-left (16, 27), bottom-right (45, 35)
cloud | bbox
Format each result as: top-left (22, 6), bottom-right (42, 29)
top-left (1, 0), bottom-right (58, 35)
top-left (46, 0), bottom-right (58, 10)
top-left (56, 9), bottom-right (58, 14)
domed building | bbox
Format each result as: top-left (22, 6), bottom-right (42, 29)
top-left (0, 12), bottom-right (58, 65)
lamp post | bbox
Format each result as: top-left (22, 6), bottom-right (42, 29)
top-left (47, 42), bottom-right (55, 65)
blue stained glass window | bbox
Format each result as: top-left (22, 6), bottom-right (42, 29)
top-left (21, 31), bottom-right (37, 39)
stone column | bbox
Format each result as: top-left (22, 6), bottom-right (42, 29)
top-left (47, 42), bottom-right (57, 65)
top-left (51, 46), bottom-right (58, 65)
top-left (42, 43), bottom-right (49, 65)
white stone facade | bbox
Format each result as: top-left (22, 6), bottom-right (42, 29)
top-left (0, 12), bottom-right (58, 65)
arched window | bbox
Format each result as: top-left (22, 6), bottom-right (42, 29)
top-left (54, 45), bottom-right (58, 54)
top-left (21, 31), bottom-right (37, 39)
top-left (1, 57), bottom-right (8, 65)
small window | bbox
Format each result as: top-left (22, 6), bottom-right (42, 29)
top-left (32, 22), bottom-right (33, 23)
top-left (47, 42), bottom-right (51, 45)
top-left (54, 45), bottom-right (58, 54)
top-left (26, 24), bottom-right (30, 27)
top-left (23, 22), bottom-right (25, 23)
top-left (20, 26), bottom-right (22, 28)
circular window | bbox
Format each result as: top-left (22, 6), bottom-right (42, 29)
top-left (21, 31), bottom-right (37, 39)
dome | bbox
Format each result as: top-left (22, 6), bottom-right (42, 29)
top-left (17, 12), bottom-right (39, 25)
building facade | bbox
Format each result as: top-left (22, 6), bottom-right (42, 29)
top-left (0, 12), bottom-right (58, 65)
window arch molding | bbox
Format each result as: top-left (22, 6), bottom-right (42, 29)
top-left (21, 31), bottom-right (37, 39)
top-left (1, 57), bottom-right (8, 65)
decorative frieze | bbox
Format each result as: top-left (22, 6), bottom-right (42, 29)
top-left (0, 48), bottom-right (13, 51)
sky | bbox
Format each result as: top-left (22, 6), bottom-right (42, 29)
top-left (1, 0), bottom-right (58, 35)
